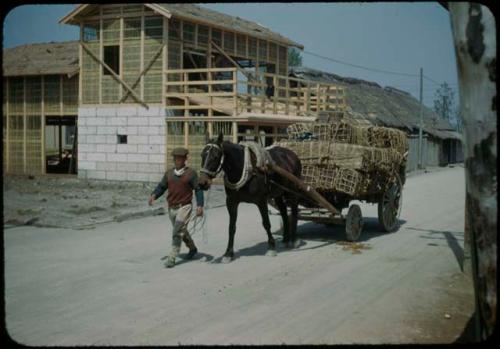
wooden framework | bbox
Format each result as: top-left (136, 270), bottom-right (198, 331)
top-left (75, 4), bottom-right (294, 107)
top-left (2, 75), bottom-right (78, 175)
top-left (164, 67), bottom-right (346, 117)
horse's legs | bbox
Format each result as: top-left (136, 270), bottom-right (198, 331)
top-left (257, 199), bottom-right (277, 256)
top-left (223, 196), bottom-right (238, 263)
top-left (274, 196), bottom-right (290, 246)
top-left (290, 197), bottom-right (299, 248)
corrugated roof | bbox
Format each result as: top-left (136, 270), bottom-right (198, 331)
top-left (291, 67), bottom-right (461, 140)
top-left (60, 4), bottom-right (303, 49)
top-left (3, 41), bottom-right (79, 77)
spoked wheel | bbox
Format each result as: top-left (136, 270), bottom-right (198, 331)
top-left (378, 174), bottom-right (403, 232)
top-left (345, 204), bottom-right (363, 242)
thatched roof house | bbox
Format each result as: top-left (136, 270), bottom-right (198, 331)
top-left (290, 67), bottom-right (461, 141)
top-left (3, 41), bottom-right (79, 77)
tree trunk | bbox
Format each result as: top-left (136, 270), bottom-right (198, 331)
top-left (448, 3), bottom-right (496, 340)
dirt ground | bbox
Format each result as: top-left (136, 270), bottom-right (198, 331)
top-left (3, 174), bottom-right (227, 229)
top-left (3, 165), bottom-right (476, 345)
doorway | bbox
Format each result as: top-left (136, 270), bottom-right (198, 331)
top-left (45, 116), bottom-right (77, 174)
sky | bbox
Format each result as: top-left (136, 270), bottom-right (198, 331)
top-left (2, 3), bottom-right (459, 108)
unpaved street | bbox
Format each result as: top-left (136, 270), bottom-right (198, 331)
top-left (4, 166), bottom-right (474, 345)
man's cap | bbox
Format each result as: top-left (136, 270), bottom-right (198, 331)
top-left (171, 147), bottom-right (189, 156)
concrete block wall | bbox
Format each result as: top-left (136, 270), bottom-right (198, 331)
top-left (77, 105), bottom-right (166, 182)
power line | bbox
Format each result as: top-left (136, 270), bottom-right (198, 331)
top-left (302, 50), bottom-right (420, 77)
top-left (423, 75), bottom-right (458, 86)
top-left (301, 49), bottom-right (458, 90)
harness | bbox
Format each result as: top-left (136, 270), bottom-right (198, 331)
top-left (200, 143), bottom-right (225, 178)
top-left (200, 141), bottom-right (276, 191)
top-left (224, 145), bottom-right (253, 190)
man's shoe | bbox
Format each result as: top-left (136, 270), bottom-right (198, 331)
top-left (164, 256), bottom-right (175, 268)
top-left (186, 247), bottom-right (198, 259)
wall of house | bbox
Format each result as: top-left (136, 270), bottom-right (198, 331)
top-left (406, 133), bottom-right (462, 172)
top-left (77, 105), bottom-right (166, 182)
top-left (2, 75), bottom-right (78, 175)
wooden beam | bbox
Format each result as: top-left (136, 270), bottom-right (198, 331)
top-left (210, 40), bottom-right (255, 83)
top-left (23, 77), bottom-right (26, 174)
top-left (140, 7), bottom-right (145, 100)
top-left (119, 44), bottom-right (165, 102)
top-left (80, 42), bottom-right (148, 108)
top-left (267, 162), bottom-right (340, 216)
top-left (5, 78), bottom-right (9, 173)
top-left (78, 23), bottom-right (83, 105)
top-left (99, 8), bottom-right (103, 104)
top-left (41, 75), bottom-right (45, 174)
top-left (119, 16), bottom-right (124, 100)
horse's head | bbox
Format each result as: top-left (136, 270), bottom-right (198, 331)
top-left (199, 132), bottom-right (224, 190)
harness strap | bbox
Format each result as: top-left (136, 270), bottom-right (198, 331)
top-left (200, 143), bottom-right (224, 178)
top-left (224, 146), bottom-right (253, 190)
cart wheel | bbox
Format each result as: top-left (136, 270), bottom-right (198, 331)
top-left (345, 204), bottom-right (363, 242)
top-left (378, 174), bottom-right (403, 232)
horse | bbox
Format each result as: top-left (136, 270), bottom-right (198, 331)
top-left (198, 132), bottom-right (302, 263)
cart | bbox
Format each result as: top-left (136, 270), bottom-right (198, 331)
top-left (268, 157), bottom-right (406, 242)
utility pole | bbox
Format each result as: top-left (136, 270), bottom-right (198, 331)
top-left (418, 67), bottom-right (424, 169)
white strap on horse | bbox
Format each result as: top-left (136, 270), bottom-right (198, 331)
top-left (224, 145), bottom-right (253, 191)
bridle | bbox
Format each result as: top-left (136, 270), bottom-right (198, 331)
top-left (200, 143), bottom-right (225, 178)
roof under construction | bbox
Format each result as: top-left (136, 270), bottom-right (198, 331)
top-left (59, 3), bottom-right (303, 49)
top-left (290, 67), bottom-right (461, 140)
top-left (2, 40), bottom-right (79, 77)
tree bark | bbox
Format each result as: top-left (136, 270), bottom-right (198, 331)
top-left (448, 3), bottom-right (496, 340)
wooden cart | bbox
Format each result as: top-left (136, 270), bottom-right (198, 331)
top-left (268, 163), bottom-right (405, 242)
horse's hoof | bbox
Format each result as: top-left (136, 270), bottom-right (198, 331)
top-left (221, 256), bottom-right (232, 264)
top-left (292, 240), bottom-right (300, 249)
top-left (266, 249), bottom-right (277, 257)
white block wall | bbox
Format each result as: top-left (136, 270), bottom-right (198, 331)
top-left (77, 106), bottom-right (166, 182)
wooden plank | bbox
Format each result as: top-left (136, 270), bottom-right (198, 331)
top-left (210, 40), bottom-right (256, 82)
top-left (164, 79), bottom-right (234, 86)
top-left (80, 42), bottom-right (148, 108)
top-left (78, 23), bottom-right (83, 105)
top-left (119, 44), bottom-right (165, 102)
top-left (165, 104), bottom-right (217, 110)
top-left (140, 7), bottom-right (145, 100)
top-left (162, 16), bottom-right (168, 108)
top-left (41, 75), bottom-right (45, 174)
top-left (267, 162), bottom-right (339, 215)
top-left (165, 92), bottom-right (234, 98)
top-left (5, 78), bottom-right (9, 173)
top-left (99, 8), bottom-right (103, 104)
top-left (23, 77), bottom-right (26, 174)
top-left (165, 67), bottom-right (236, 74)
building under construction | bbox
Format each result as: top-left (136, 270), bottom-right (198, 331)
top-left (2, 3), bottom-right (461, 181)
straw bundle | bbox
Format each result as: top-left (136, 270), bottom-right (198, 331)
top-left (279, 119), bottom-right (408, 197)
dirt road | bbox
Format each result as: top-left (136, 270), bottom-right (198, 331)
top-left (4, 166), bottom-right (474, 345)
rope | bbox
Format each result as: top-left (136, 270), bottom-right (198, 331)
top-left (184, 187), bottom-right (211, 243)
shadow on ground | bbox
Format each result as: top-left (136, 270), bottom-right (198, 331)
top-left (408, 226), bottom-right (465, 272)
top-left (209, 217), bottom-right (408, 261)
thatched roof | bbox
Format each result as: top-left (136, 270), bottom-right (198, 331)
top-left (59, 4), bottom-right (303, 49)
top-left (290, 67), bottom-right (461, 140)
top-left (3, 41), bottom-right (79, 77)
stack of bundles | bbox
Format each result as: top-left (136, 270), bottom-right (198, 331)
top-left (278, 120), bottom-right (408, 196)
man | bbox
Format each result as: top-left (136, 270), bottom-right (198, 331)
top-left (148, 147), bottom-right (204, 268)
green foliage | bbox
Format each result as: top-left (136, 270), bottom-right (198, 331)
top-left (433, 82), bottom-right (461, 131)
top-left (288, 48), bottom-right (303, 68)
